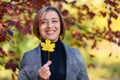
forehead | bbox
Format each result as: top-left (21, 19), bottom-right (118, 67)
top-left (39, 10), bottom-right (60, 20)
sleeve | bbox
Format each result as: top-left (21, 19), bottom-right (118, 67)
top-left (77, 68), bottom-right (89, 80)
top-left (18, 53), bottom-right (30, 80)
top-left (75, 49), bottom-right (89, 80)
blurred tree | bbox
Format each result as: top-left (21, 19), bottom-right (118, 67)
top-left (0, 0), bottom-right (120, 79)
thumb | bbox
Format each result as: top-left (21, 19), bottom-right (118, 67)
top-left (44, 60), bottom-right (52, 67)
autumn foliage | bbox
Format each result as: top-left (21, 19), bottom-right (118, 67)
top-left (0, 0), bottom-right (120, 79)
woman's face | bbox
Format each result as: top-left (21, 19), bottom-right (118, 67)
top-left (39, 10), bottom-right (61, 42)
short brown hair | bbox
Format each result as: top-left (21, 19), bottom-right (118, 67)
top-left (33, 6), bottom-right (65, 40)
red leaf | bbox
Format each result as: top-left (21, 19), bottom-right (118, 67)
top-left (104, 0), bottom-right (110, 4)
top-left (1, 51), bottom-right (7, 57)
top-left (0, 2), bottom-right (7, 19)
top-left (22, 25), bottom-right (31, 35)
top-left (91, 40), bottom-right (97, 49)
top-left (100, 11), bottom-right (107, 17)
top-left (87, 11), bottom-right (95, 19)
top-left (88, 63), bottom-right (95, 68)
top-left (72, 30), bottom-right (83, 40)
top-left (108, 18), bottom-right (112, 27)
top-left (115, 8), bottom-right (120, 13)
top-left (11, 73), bottom-right (15, 80)
top-left (104, 0), bottom-right (118, 7)
top-left (109, 52), bottom-right (112, 57)
top-left (15, 58), bottom-right (20, 61)
top-left (0, 47), bottom-right (7, 57)
top-left (89, 54), bottom-right (95, 59)
top-left (110, 12), bottom-right (118, 19)
top-left (0, 35), bottom-right (6, 42)
top-left (9, 59), bottom-right (14, 63)
top-left (0, 23), bottom-right (7, 42)
top-left (0, 55), bottom-right (4, 58)
top-left (115, 31), bottom-right (120, 38)
top-left (15, 22), bottom-right (23, 31)
top-left (32, 0), bottom-right (51, 10)
top-left (78, 12), bottom-right (84, 18)
top-left (62, 10), bottom-right (69, 16)
top-left (118, 39), bottom-right (120, 46)
top-left (105, 30), bottom-right (113, 40)
top-left (0, 47), bottom-right (3, 52)
top-left (7, 20), bottom-right (16, 26)
top-left (82, 4), bottom-right (89, 11)
top-left (5, 60), bottom-right (19, 72)
top-left (6, 7), bottom-right (13, 14)
top-left (71, 0), bottom-right (76, 6)
top-left (9, 51), bottom-right (16, 56)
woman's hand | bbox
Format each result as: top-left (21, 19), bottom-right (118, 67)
top-left (38, 60), bottom-right (52, 80)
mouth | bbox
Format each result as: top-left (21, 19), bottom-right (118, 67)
top-left (46, 30), bottom-right (55, 34)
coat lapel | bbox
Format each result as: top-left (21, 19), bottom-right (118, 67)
top-left (35, 45), bottom-right (42, 68)
top-left (62, 43), bottom-right (80, 80)
top-left (28, 45), bottom-right (42, 80)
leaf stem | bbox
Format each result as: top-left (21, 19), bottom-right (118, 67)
top-left (48, 52), bottom-right (50, 60)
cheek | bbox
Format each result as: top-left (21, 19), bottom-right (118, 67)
top-left (58, 25), bottom-right (61, 33)
top-left (39, 26), bottom-right (44, 35)
top-left (56, 23), bottom-right (60, 31)
top-left (39, 24), bottom-right (45, 31)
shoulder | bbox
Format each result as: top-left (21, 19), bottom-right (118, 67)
top-left (23, 45), bottom-right (40, 57)
top-left (62, 42), bottom-right (80, 55)
top-left (62, 42), bottom-right (84, 63)
top-left (21, 45), bottom-right (40, 64)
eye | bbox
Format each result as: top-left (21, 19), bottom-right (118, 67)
top-left (52, 20), bottom-right (58, 23)
top-left (41, 21), bottom-right (47, 24)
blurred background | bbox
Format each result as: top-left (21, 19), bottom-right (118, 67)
top-left (0, 0), bottom-right (120, 80)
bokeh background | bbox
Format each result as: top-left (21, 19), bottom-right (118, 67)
top-left (0, 0), bottom-right (120, 80)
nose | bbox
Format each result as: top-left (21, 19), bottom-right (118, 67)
top-left (47, 21), bottom-right (52, 28)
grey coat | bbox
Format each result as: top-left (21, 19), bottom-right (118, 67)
top-left (18, 43), bottom-right (89, 80)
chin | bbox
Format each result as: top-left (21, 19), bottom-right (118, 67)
top-left (47, 38), bottom-right (58, 42)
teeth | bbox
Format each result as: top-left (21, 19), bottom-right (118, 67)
top-left (46, 30), bottom-right (54, 34)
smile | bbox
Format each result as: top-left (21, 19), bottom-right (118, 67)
top-left (46, 30), bottom-right (55, 34)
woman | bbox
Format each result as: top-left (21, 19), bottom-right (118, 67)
top-left (18, 6), bottom-right (89, 80)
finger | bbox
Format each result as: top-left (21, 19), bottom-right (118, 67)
top-left (44, 71), bottom-right (51, 79)
top-left (44, 60), bottom-right (52, 67)
top-left (40, 67), bottom-right (50, 74)
top-left (43, 70), bottom-right (51, 76)
top-left (38, 61), bottom-right (52, 79)
top-left (38, 64), bottom-right (50, 74)
top-left (38, 65), bottom-right (50, 75)
top-left (39, 70), bottom-right (51, 80)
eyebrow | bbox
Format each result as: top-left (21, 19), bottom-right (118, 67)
top-left (40, 18), bottom-right (59, 21)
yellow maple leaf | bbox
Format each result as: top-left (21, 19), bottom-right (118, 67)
top-left (41, 39), bottom-right (55, 52)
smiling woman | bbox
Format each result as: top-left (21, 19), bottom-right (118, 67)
top-left (33, 6), bottom-right (65, 42)
top-left (18, 6), bottom-right (89, 80)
